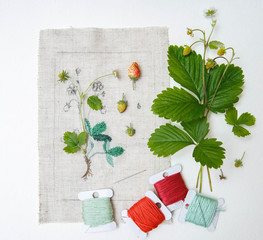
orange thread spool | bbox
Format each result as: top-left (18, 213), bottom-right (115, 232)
top-left (127, 196), bottom-right (165, 233)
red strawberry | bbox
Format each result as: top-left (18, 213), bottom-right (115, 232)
top-left (128, 62), bottom-right (140, 90)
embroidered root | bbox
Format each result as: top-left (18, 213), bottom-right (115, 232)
top-left (82, 155), bottom-right (93, 180)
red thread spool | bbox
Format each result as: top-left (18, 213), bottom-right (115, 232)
top-left (154, 172), bottom-right (188, 206)
top-left (127, 196), bottom-right (165, 233)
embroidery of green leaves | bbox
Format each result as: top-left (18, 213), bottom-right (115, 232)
top-left (63, 131), bottom-right (87, 153)
top-left (225, 107), bottom-right (255, 137)
top-left (85, 119), bottom-right (124, 167)
top-left (148, 117), bottom-right (225, 168)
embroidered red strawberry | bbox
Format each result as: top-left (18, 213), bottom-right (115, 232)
top-left (128, 62), bottom-right (140, 90)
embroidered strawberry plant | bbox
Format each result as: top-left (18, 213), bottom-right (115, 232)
top-left (58, 69), bottom-right (124, 179)
top-left (148, 9), bottom-right (255, 192)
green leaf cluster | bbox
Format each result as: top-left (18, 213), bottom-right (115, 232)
top-left (148, 118), bottom-right (225, 169)
top-left (225, 107), bottom-right (255, 137)
top-left (85, 119), bottom-right (111, 141)
top-left (148, 45), bottom-right (250, 169)
top-left (63, 131), bottom-right (87, 153)
top-left (104, 141), bottom-right (125, 167)
top-left (84, 118), bottom-right (124, 167)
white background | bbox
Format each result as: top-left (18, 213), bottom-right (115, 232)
top-left (0, 0), bottom-right (263, 239)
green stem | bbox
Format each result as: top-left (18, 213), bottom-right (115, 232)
top-left (89, 151), bottom-right (106, 159)
top-left (207, 166), bottom-right (213, 192)
top-left (190, 40), bottom-right (204, 48)
top-left (206, 24), bottom-right (216, 45)
top-left (213, 56), bottom-right (230, 64)
top-left (205, 64), bottom-right (229, 117)
top-left (241, 152), bottom-right (246, 161)
top-left (79, 96), bottom-right (85, 132)
top-left (206, 47), bottom-right (235, 117)
top-left (191, 28), bottom-right (205, 35)
top-left (196, 166), bottom-right (202, 188)
top-left (202, 43), bottom-right (207, 106)
top-left (199, 165), bottom-right (203, 193)
top-left (79, 145), bottom-right (86, 154)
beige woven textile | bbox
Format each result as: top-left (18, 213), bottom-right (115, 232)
top-left (38, 27), bottom-right (170, 223)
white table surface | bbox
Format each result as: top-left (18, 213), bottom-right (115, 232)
top-left (1, 0), bottom-right (263, 239)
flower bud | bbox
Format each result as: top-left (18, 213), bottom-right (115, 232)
top-left (206, 58), bottom-right (216, 70)
top-left (187, 28), bottom-right (193, 36)
top-left (217, 47), bottom-right (226, 56)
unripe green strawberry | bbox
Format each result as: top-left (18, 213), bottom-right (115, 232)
top-left (128, 62), bottom-right (140, 90)
top-left (234, 159), bottom-right (243, 168)
top-left (183, 45), bottom-right (192, 56)
top-left (117, 93), bottom-right (127, 113)
top-left (206, 58), bottom-right (216, 70)
top-left (126, 123), bottom-right (135, 136)
top-left (217, 47), bottom-right (226, 56)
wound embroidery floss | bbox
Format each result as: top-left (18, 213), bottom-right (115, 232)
top-left (185, 194), bottom-right (218, 227)
top-left (122, 191), bottom-right (172, 239)
top-left (149, 165), bottom-right (188, 211)
top-left (127, 197), bottom-right (165, 233)
top-left (82, 197), bottom-right (113, 227)
top-left (154, 172), bottom-right (188, 206)
top-left (179, 189), bottom-right (225, 231)
top-left (78, 189), bottom-right (116, 232)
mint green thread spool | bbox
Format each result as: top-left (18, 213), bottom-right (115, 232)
top-left (82, 197), bottom-right (114, 227)
top-left (185, 194), bottom-right (218, 227)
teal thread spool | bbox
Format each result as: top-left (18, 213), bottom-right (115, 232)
top-left (185, 194), bottom-right (218, 227)
top-left (82, 197), bottom-right (114, 227)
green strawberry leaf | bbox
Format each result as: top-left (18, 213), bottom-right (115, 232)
top-left (107, 147), bottom-right (124, 157)
top-left (206, 64), bottom-right (244, 113)
top-left (84, 118), bottom-right (92, 135)
top-left (93, 134), bottom-right (112, 142)
top-left (78, 132), bottom-right (87, 146)
top-left (106, 154), bottom-right (114, 167)
top-left (63, 132), bottom-right (80, 154)
top-left (193, 138), bottom-right (225, 169)
top-left (233, 125), bottom-right (251, 137)
top-left (63, 145), bottom-right (79, 153)
top-left (92, 122), bottom-right (106, 136)
top-left (63, 131), bottom-right (78, 147)
top-left (181, 117), bottom-right (209, 143)
top-left (103, 140), bottom-right (110, 152)
top-left (225, 107), bottom-right (238, 125)
top-left (148, 123), bottom-right (194, 157)
top-left (208, 40), bottom-right (224, 50)
top-left (87, 95), bottom-right (102, 111)
top-left (152, 87), bottom-right (205, 122)
top-left (225, 107), bottom-right (255, 137)
top-left (168, 45), bottom-right (207, 101)
top-left (237, 112), bottom-right (256, 126)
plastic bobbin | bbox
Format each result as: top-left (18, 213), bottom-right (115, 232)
top-left (78, 188), bottom-right (116, 233)
top-left (149, 164), bottom-right (184, 211)
top-left (121, 191), bottom-right (172, 239)
top-left (178, 189), bottom-right (225, 231)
